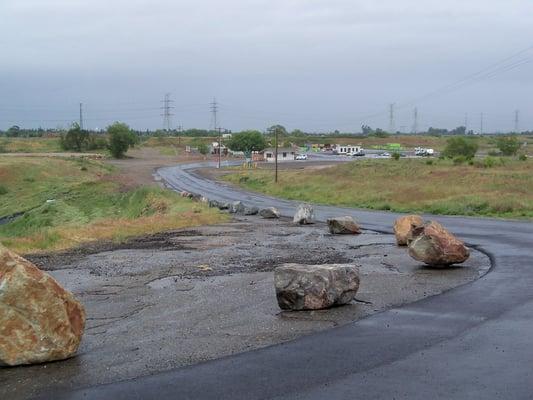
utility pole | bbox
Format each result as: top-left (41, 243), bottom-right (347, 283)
top-left (210, 98), bottom-right (218, 133)
top-left (412, 107), bottom-right (418, 134)
top-left (464, 113), bottom-right (468, 133)
top-left (514, 110), bottom-right (520, 133)
top-left (161, 93), bottom-right (174, 131)
top-left (177, 124), bottom-right (182, 146)
top-left (389, 103), bottom-right (395, 134)
top-left (217, 127), bottom-right (222, 169)
top-left (79, 103), bottom-right (84, 130)
top-left (274, 127), bottom-right (279, 183)
top-left (480, 113), bottom-right (484, 135)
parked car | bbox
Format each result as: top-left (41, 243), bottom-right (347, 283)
top-left (295, 154), bottom-right (308, 160)
top-left (378, 152), bottom-right (391, 158)
top-left (351, 150), bottom-right (365, 157)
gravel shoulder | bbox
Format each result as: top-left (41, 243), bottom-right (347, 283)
top-left (2, 216), bottom-right (490, 399)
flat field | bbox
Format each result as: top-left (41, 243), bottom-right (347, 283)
top-left (0, 156), bottom-right (226, 253)
top-left (223, 158), bottom-right (533, 218)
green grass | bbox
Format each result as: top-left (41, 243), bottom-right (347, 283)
top-left (224, 158), bottom-right (533, 219)
top-left (0, 156), bottom-right (227, 253)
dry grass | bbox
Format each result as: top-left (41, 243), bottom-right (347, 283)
top-left (224, 157), bottom-right (533, 218)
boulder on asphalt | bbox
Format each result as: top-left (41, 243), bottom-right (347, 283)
top-left (259, 207), bottom-right (280, 219)
top-left (229, 201), bottom-right (245, 214)
top-left (293, 203), bottom-right (314, 225)
top-left (327, 216), bottom-right (361, 234)
top-left (408, 221), bottom-right (470, 266)
top-left (243, 206), bottom-right (259, 215)
top-left (0, 245), bottom-right (86, 366)
top-left (393, 215), bottom-right (424, 246)
top-left (275, 263), bottom-right (360, 310)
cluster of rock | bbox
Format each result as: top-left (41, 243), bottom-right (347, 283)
top-left (0, 245), bottom-right (85, 366)
top-left (394, 215), bottom-right (470, 267)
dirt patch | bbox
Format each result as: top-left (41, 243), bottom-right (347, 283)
top-left (3, 216), bottom-right (491, 399)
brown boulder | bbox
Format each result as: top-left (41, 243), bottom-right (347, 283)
top-left (393, 215), bottom-right (424, 246)
top-left (0, 245), bottom-right (85, 366)
top-left (327, 216), bottom-right (361, 234)
top-left (408, 221), bottom-right (470, 266)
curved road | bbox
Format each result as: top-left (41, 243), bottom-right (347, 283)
top-left (57, 161), bottom-right (533, 400)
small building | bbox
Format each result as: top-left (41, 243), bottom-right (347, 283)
top-left (210, 142), bottom-right (228, 155)
top-left (263, 147), bottom-right (296, 162)
top-left (333, 144), bottom-right (362, 155)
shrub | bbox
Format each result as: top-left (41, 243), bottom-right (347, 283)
top-left (425, 159), bottom-right (434, 165)
top-left (487, 150), bottom-right (500, 156)
top-left (391, 152), bottom-right (400, 161)
top-left (453, 156), bottom-right (467, 165)
top-left (443, 137), bottom-right (478, 160)
top-left (483, 156), bottom-right (497, 168)
top-left (518, 154), bottom-right (527, 161)
top-left (0, 185), bottom-right (8, 195)
top-left (60, 123), bottom-right (89, 152)
top-left (197, 143), bottom-right (209, 155)
top-left (107, 122), bottom-right (136, 158)
top-left (496, 135), bottom-right (521, 156)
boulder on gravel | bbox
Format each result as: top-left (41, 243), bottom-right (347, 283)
top-left (408, 221), bottom-right (470, 266)
top-left (293, 203), bottom-right (314, 225)
top-left (275, 263), bottom-right (360, 310)
top-left (0, 245), bottom-right (86, 366)
top-left (229, 201), bottom-right (245, 214)
top-left (259, 207), bottom-right (280, 219)
top-left (243, 206), bottom-right (259, 215)
top-left (393, 215), bottom-right (424, 246)
top-left (327, 216), bottom-right (361, 234)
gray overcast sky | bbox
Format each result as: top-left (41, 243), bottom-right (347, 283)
top-left (1, 0), bottom-right (532, 132)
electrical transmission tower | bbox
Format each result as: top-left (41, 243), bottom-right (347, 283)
top-left (480, 113), bottom-right (484, 135)
top-left (514, 110), bottom-right (520, 133)
top-left (79, 103), bottom-right (84, 130)
top-left (412, 107), bottom-right (418, 134)
top-left (210, 98), bottom-right (218, 132)
top-left (388, 103), bottom-right (395, 134)
top-left (161, 93), bottom-right (174, 131)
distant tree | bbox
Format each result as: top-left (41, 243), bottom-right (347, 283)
top-left (267, 125), bottom-right (288, 137)
top-left (450, 126), bottom-right (467, 135)
top-left (107, 122), bottom-right (136, 158)
top-left (60, 123), bottom-right (89, 152)
top-left (442, 137), bottom-right (478, 160)
top-left (6, 125), bottom-right (21, 137)
top-left (427, 127), bottom-right (449, 136)
top-left (372, 129), bottom-right (389, 138)
top-left (227, 130), bottom-right (266, 157)
top-left (496, 135), bottom-right (521, 156)
top-left (290, 129), bottom-right (306, 137)
top-left (361, 125), bottom-right (373, 135)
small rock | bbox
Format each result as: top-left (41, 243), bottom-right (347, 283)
top-left (327, 216), bottom-right (361, 234)
top-left (393, 215), bottom-right (424, 246)
top-left (244, 206), bottom-right (259, 215)
top-left (293, 203), bottom-right (314, 225)
top-left (408, 221), bottom-right (470, 266)
top-left (259, 207), bottom-right (280, 219)
top-left (275, 263), bottom-right (360, 310)
top-left (229, 201), bottom-right (245, 214)
top-left (0, 245), bottom-right (86, 366)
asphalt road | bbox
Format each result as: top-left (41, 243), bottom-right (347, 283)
top-left (51, 161), bottom-right (533, 400)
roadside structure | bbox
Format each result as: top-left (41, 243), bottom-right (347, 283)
top-left (262, 147), bottom-right (296, 162)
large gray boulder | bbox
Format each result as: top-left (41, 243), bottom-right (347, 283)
top-left (293, 203), bottom-right (314, 225)
top-left (259, 207), bottom-right (280, 219)
top-left (327, 216), bottom-right (361, 234)
top-left (243, 206), bottom-right (259, 215)
top-left (274, 263), bottom-right (360, 310)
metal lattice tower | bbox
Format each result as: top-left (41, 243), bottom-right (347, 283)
top-left (412, 107), bottom-right (418, 134)
top-left (161, 93), bottom-right (174, 131)
top-left (210, 98), bottom-right (218, 132)
top-left (389, 103), bottom-right (395, 133)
